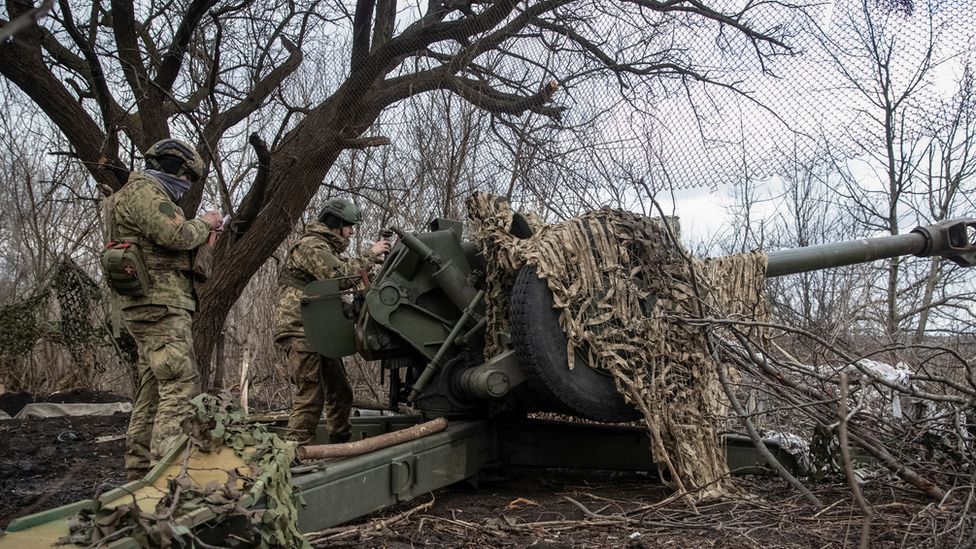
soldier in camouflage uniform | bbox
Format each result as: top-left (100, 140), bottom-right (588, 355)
top-left (103, 139), bottom-right (223, 479)
top-left (273, 199), bottom-right (390, 444)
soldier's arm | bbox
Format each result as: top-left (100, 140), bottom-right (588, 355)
top-left (127, 187), bottom-right (210, 250)
top-left (344, 249), bottom-right (383, 276)
top-left (296, 239), bottom-right (345, 280)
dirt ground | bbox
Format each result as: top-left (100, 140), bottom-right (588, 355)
top-left (0, 414), bottom-right (128, 530)
top-left (0, 402), bottom-right (970, 548)
top-left (324, 474), bottom-right (949, 549)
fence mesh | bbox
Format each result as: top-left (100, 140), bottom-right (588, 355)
top-left (536, 0), bottom-right (974, 192)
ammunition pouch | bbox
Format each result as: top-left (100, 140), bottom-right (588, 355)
top-left (191, 241), bottom-right (214, 283)
top-left (101, 241), bottom-right (150, 297)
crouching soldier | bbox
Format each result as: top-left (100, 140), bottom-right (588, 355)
top-left (273, 198), bottom-right (390, 444)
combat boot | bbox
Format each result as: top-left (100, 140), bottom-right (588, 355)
top-left (328, 432), bottom-right (351, 444)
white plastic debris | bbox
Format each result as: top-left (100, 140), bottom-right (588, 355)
top-left (856, 359), bottom-right (912, 387)
top-left (852, 359), bottom-right (913, 418)
top-left (13, 402), bottom-right (132, 419)
top-left (763, 431), bottom-right (812, 474)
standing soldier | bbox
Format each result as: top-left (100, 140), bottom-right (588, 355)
top-left (273, 198), bottom-right (390, 444)
top-left (102, 139), bottom-right (223, 480)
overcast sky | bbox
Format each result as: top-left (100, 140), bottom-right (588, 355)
top-left (647, 0), bottom-right (976, 249)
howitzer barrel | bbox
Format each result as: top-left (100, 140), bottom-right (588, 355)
top-left (765, 218), bottom-right (976, 278)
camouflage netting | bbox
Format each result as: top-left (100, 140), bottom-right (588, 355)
top-left (0, 291), bottom-right (50, 358)
top-left (60, 393), bottom-right (308, 548)
top-left (0, 258), bottom-right (136, 390)
top-left (467, 192), bottom-right (768, 500)
top-left (51, 260), bottom-right (106, 386)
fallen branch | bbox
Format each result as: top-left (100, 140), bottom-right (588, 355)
top-left (306, 496), bottom-right (435, 546)
top-left (717, 338), bottom-right (822, 509)
top-left (297, 417), bottom-right (448, 461)
top-left (563, 496), bottom-right (633, 523)
top-left (838, 373), bottom-right (872, 549)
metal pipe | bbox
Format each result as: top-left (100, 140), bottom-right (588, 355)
top-left (392, 227), bottom-right (442, 267)
top-left (456, 317), bottom-right (487, 346)
top-left (393, 227), bottom-right (480, 311)
top-left (408, 290), bottom-right (485, 401)
top-left (765, 233), bottom-right (924, 277)
top-left (765, 218), bottom-right (976, 278)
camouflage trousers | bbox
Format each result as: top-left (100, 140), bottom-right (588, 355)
top-left (122, 304), bottom-right (200, 478)
top-left (276, 336), bottom-right (352, 444)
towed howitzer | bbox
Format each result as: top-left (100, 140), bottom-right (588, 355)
top-left (302, 216), bottom-right (976, 423)
top-left (5, 217), bottom-right (975, 547)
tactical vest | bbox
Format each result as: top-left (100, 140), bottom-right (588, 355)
top-left (279, 267), bottom-right (313, 291)
top-left (278, 237), bottom-right (323, 291)
top-left (101, 181), bottom-right (193, 297)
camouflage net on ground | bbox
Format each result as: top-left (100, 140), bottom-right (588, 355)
top-left (467, 192), bottom-right (768, 500)
top-left (60, 393), bottom-right (308, 548)
top-left (0, 258), bottom-right (136, 390)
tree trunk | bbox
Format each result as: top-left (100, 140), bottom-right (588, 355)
top-left (211, 329), bottom-right (226, 390)
top-left (912, 256), bottom-right (941, 343)
top-left (191, 99), bottom-right (376, 384)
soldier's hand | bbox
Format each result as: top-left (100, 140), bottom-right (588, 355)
top-left (371, 240), bottom-right (391, 256)
top-left (201, 210), bottom-right (223, 230)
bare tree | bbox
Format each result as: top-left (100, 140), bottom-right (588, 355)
top-left (0, 103), bottom-right (132, 392)
top-left (764, 140), bottom-right (865, 341)
top-left (910, 60), bottom-right (976, 341)
top-left (1, 0), bottom-right (794, 383)
top-left (814, 0), bottom-right (956, 342)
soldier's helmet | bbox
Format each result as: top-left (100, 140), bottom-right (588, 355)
top-left (145, 139), bottom-right (205, 182)
top-left (318, 198), bottom-right (362, 225)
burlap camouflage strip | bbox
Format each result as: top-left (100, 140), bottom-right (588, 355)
top-left (466, 192), bottom-right (768, 501)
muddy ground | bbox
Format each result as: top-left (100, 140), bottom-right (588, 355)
top-left (0, 390), bottom-right (131, 529)
top-left (0, 403), bottom-right (969, 548)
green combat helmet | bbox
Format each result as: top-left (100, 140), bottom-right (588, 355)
top-left (319, 198), bottom-right (362, 225)
top-left (145, 138), bottom-right (205, 182)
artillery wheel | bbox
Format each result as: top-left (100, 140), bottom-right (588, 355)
top-left (509, 265), bottom-right (640, 423)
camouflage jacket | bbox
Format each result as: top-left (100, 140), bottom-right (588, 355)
top-left (104, 172), bottom-right (211, 311)
top-left (273, 222), bottom-right (381, 341)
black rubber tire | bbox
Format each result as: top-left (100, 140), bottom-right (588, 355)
top-left (509, 265), bottom-right (640, 423)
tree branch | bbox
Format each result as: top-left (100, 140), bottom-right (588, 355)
top-left (56, 0), bottom-right (120, 159)
top-left (109, 0), bottom-right (166, 143)
top-left (0, 6), bottom-right (126, 191)
top-left (231, 133), bottom-right (273, 238)
top-left (371, 0), bottom-right (396, 52)
top-left (209, 36), bottom-right (303, 137)
top-left (351, 0), bottom-right (376, 72)
top-left (336, 0), bottom-right (523, 111)
top-left (155, 0), bottom-right (219, 91)
top-left (0, 0), bottom-right (53, 42)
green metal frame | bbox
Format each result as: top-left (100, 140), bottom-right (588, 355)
top-left (1, 415), bottom-right (803, 547)
top-left (302, 278), bottom-right (358, 358)
top-left (360, 228), bottom-right (482, 361)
